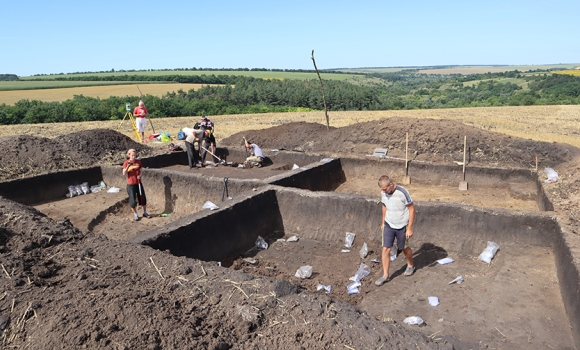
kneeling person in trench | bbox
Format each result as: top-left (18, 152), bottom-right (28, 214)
top-left (375, 175), bottom-right (416, 286)
top-left (122, 149), bottom-right (151, 221)
top-left (243, 136), bottom-right (265, 168)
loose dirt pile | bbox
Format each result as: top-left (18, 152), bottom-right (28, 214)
top-left (0, 129), bottom-right (151, 181)
top-left (222, 118), bottom-right (579, 168)
top-left (1, 118), bottom-right (580, 349)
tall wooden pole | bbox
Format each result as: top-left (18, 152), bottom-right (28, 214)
top-left (311, 50), bottom-right (330, 130)
top-left (463, 135), bottom-right (467, 181)
top-left (405, 132), bottom-right (409, 176)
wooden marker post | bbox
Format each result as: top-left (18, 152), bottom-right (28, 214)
top-left (459, 135), bottom-right (468, 191)
top-left (402, 132), bottom-right (411, 185)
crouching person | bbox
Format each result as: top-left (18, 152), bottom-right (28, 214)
top-left (243, 136), bottom-right (265, 168)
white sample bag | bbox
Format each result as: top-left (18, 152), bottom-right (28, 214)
top-left (345, 232), bottom-right (356, 248)
top-left (478, 241), bottom-right (499, 264)
top-left (295, 265), bottom-right (313, 279)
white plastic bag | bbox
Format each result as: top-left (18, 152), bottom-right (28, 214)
top-left (292, 164), bottom-right (299, 170)
top-left (317, 284), bottom-right (331, 294)
top-left (544, 168), bottom-right (559, 183)
top-left (349, 263), bottom-right (371, 283)
top-left (107, 187), bottom-right (120, 193)
top-left (255, 236), bottom-right (268, 250)
top-left (202, 201), bottom-right (219, 210)
top-left (345, 232), bottom-right (356, 248)
top-left (347, 281), bottom-right (361, 294)
top-left (478, 241), bottom-right (499, 264)
top-left (81, 182), bottom-right (90, 195)
top-left (286, 235), bottom-right (299, 242)
top-left (437, 257), bottom-right (454, 265)
top-left (295, 265), bottom-right (313, 279)
top-left (428, 296), bottom-right (439, 306)
top-left (449, 276), bottom-right (464, 285)
top-left (404, 316), bottom-right (424, 325)
top-left (359, 242), bottom-right (368, 259)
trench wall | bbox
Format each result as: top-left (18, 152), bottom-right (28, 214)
top-left (130, 188), bottom-right (284, 262)
top-left (100, 166), bottom-right (263, 216)
top-left (0, 167), bottom-right (103, 205)
top-left (273, 187), bottom-right (557, 255)
top-left (554, 223), bottom-right (580, 347)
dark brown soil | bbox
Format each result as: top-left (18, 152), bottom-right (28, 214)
top-left (1, 118), bottom-right (579, 349)
top-left (0, 129), bottom-right (150, 181)
top-left (222, 118), bottom-right (579, 168)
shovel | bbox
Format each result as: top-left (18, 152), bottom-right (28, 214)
top-left (201, 146), bottom-right (226, 165)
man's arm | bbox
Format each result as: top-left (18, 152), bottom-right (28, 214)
top-left (406, 202), bottom-right (415, 238)
top-left (381, 204), bottom-right (386, 230)
top-left (243, 136), bottom-right (251, 149)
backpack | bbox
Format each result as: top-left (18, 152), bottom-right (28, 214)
top-left (177, 130), bottom-right (186, 140)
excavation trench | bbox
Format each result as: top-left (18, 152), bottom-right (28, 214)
top-left (1, 149), bottom-right (577, 349)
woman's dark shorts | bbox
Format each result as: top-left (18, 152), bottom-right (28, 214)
top-left (127, 184), bottom-right (146, 208)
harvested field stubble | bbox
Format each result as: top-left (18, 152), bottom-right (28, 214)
top-left (1, 105), bottom-right (580, 147)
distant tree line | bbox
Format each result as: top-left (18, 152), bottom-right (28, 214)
top-left (31, 67), bottom-right (348, 77)
top-left (1, 72), bottom-right (579, 125)
top-left (0, 74), bottom-right (18, 81)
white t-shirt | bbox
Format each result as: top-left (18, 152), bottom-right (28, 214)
top-left (251, 144), bottom-right (265, 158)
top-left (381, 185), bottom-right (413, 229)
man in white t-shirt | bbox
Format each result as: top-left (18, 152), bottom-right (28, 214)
top-left (375, 175), bottom-right (416, 286)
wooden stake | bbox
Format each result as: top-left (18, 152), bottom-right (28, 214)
top-left (311, 50), bottom-right (330, 130)
top-left (405, 132), bottom-right (409, 175)
top-left (536, 155), bottom-right (538, 172)
top-left (463, 135), bottom-right (467, 181)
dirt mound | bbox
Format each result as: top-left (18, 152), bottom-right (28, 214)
top-left (0, 196), bottom-right (450, 349)
top-left (221, 118), bottom-right (579, 167)
top-left (0, 129), bottom-right (150, 181)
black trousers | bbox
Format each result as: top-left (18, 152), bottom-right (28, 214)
top-left (186, 141), bottom-right (199, 168)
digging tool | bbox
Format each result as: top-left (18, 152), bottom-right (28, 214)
top-left (201, 145), bottom-right (225, 164)
top-left (402, 132), bottom-right (411, 185)
top-left (458, 135), bottom-right (468, 191)
top-left (136, 85), bottom-right (156, 134)
top-left (222, 177), bottom-right (229, 202)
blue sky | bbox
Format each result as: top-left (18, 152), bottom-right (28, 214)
top-left (2, 0), bottom-right (579, 76)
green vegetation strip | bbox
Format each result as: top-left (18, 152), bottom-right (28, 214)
top-left (0, 80), bottom-right (158, 91)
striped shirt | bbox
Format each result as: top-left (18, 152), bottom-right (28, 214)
top-left (381, 185), bottom-right (413, 229)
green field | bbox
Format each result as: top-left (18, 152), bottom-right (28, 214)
top-left (342, 64), bottom-right (580, 75)
top-left (0, 80), bottom-right (160, 91)
top-left (20, 70), bottom-right (358, 81)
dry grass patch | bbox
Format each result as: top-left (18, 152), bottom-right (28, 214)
top-left (0, 83), bottom-right (214, 105)
top-left (1, 105), bottom-right (580, 148)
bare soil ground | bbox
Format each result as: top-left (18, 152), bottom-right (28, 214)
top-left (1, 113), bottom-right (580, 349)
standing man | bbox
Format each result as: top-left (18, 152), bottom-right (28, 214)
top-left (185, 128), bottom-right (204, 169)
top-left (200, 129), bottom-right (217, 164)
top-left (375, 175), bottom-right (416, 286)
top-left (122, 149), bottom-right (151, 221)
top-left (243, 136), bottom-right (265, 168)
top-left (133, 100), bottom-right (148, 142)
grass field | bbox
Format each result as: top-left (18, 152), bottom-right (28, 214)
top-left (340, 64), bottom-right (579, 75)
top-left (0, 80), bottom-right (162, 91)
top-left (1, 105), bottom-right (579, 148)
top-left (20, 70), bottom-right (357, 81)
top-left (0, 84), bottom-right (213, 105)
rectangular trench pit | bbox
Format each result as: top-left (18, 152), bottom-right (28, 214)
top-left (136, 186), bottom-right (576, 349)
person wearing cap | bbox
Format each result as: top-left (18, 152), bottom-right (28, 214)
top-left (199, 115), bottom-right (214, 133)
top-left (200, 129), bottom-right (218, 164)
top-left (243, 136), bottom-right (265, 168)
top-left (133, 100), bottom-right (148, 142)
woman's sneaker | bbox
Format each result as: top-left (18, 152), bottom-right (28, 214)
top-left (133, 213), bottom-right (140, 221)
top-left (404, 266), bottom-right (416, 276)
top-left (143, 212), bottom-right (151, 219)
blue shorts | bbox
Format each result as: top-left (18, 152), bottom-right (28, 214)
top-left (382, 221), bottom-right (407, 250)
